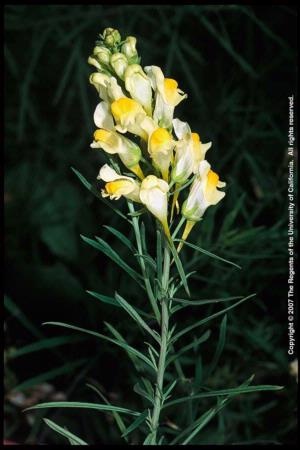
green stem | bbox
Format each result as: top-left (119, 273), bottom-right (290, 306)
top-left (149, 243), bottom-right (170, 445)
top-left (128, 202), bottom-right (160, 323)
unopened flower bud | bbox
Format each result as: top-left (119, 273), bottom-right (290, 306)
top-left (121, 36), bottom-right (137, 60)
top-left (110, 52), bottom-right (128, 80)
top-left (88, 56), bottom-right (102, 71)
top-left (93, 46), bottom-right (111, 65)
top-left (103, 28), bottom-right (121, 47)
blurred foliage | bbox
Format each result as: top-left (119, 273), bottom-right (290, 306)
top-left (4, 4), bottom-right (297, 445)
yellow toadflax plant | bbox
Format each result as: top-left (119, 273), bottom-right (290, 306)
top-left (25, 27), bottom-right (283, 445)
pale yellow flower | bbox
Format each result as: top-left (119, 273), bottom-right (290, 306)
top-left (182, 160), bottom-right (226, 222)
top-left (121, 36), bottom-right (137, 60)
top-left (97, 164), bottom-right (141, 202)
top-left (145, 66), bottom-right (187, 128)
top-left (171, 118), bottom-right (212, 184)
top-left (125, 64), bottom-right (152, 116)
top-left (111, 97), bottom-right (147, 140)
top-left (90, 73), bottom-right (126, 103)
top-left (110, 52), bottom-right (128, 79)
top-left (141, 117), bottom-right (174, 182)
top-left (139, 175), bottom-right (171, 239)
top-left (91, 129), bottom-right (144, 179)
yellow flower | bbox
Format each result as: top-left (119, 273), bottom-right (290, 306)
top-left (91, 129), bottom-right (144, 179)
top-left (191, 133), bottom-right (212, 174)
top-left (182, 160), bottom-right (226, 222)
top-left (111, 97), bottom-right (147, 140)
top-left (139, 175), bottom-right (171, 239)
top-left (145, 65), bottom-right (187, 128)
top-left (141, 117), bottom-right (174, 182)
top-left (97, 164), bottom-right (141, 202)
top-left (125, 64), bottom-right (152, 116)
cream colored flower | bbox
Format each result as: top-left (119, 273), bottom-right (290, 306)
top-left (145, 66), bottom-right (187, 128)
top-left (111, 97), bottom-right (147, 140)
top-left (110, 52), bottom-right (128, 79)
top-left (93, 101), bottom-right (114, 130)
top-left (97, 164), bottom-right (141, 202)
top-left (182, 160), bottom-right (226, 222)
top-left (91, 129), bottom-right (144, 179)
top-left (121, 36), bottom-right (137, 60)
top-left (125, 64), bottom-right (152, 116)
top-left (90, 73), bottom-right (126, 103)
top-left (139, 175), bottom-right (171, 239)
top-left (93, 46), bottom-right (111, 65)
top-left (171, 118), bottom-right (212, 183)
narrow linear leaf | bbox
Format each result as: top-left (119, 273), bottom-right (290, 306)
top-left (103, 225), bottom-right (135, 252)
top-left (166, 330), bottom-right (211, 367)
top-left (171, 295), bottom-right (243, 307)
top-left (13, 358), bottom-right (88, 392)
top-left (43, 418), bottom-right (88, 445)
top-left (115, 292), bottom-right (160, 344)
top-left (122, 410), bottom-right (148, 438)
top-left (171, 294), bottom-right (256, 344)
top-left (174, 239), bottom-right (242, 270)
top-left (86, 383), bottom-right (128, 441)
top-left (25, 401), bottom-right (139, 416)
top-left (169, 241), bottom-right (190, 297)
top-left (80, 235), bottom-right (143, 285)
top-left (9, 335), bottom-right (85, 359)
top-left (87, 291), bottom-right (153, 319)
top-left (205, 315), bottom-right (227, 380)
top-left (133, 383), bottom-right (154, 405)
top-left (43, 321), bottom-right (155, 370)
top-left (163, 384), bottom-right (283, 409)
top-left (71, 167), bottom-right (128, 221)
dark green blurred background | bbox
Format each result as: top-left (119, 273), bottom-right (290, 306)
top-left (4, 4), bottom-right (297, 445)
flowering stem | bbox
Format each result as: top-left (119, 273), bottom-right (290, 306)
top-left (128, 201), bottom-right (161, 323)
top-left (149, 243), bottom-right (170, 445)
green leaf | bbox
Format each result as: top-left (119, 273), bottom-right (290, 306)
top-left (174, 239), bottom-right (242, 270)
top-left (86, 383), bottom-right (128, 441)
top-left (169, 240), bottom-right (190, 297)
top-left (71, 167), bottom-right (129, 221)
top-left (87, 291), bottom-right (152, 319)
top-left (171, 294), bottom-right (256, 344)
top-left (133, 383), bottom-right (154, 405)
top-left (80, 235), bottom-right (143, 285)
top-left (169, 375), bottom-right (256, 444)
top-left (163, 379), bottom-right (178, 401)
top-left (14, 358), bottom-right (88, 391)
top-left (103, 225), bottom-right (135, 253)
top-left (121, 410), bottom-right (148, 438)
top-left (104, 321), bottom-right (144, 373)
top-left (205, 315), bottom-right (227, 380)
top-left (43, 418), bottom-right (88, 445)
top-left (171, 295), bottom-right (243, 307)
top-left (163, 384), bottom-right (283, 409)
top-left (43, 321), bottom-right (155, 370)
top-left (4, 295), bottom-right (43, 339)
top-left (166, 330), bottom-right (211, 367)
top-left (9, 335), bottom-right (85, 359)
top-left (115, 292), bottom-right (160, 343)
top-left (25, 401), bottom-right (139, 416)
top-left (86, 290), bottom-right (120, 307)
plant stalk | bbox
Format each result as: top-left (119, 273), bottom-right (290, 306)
top-left (149, 243), bottom-right (170, 444)
top-left (128, 202), bottom-right (161, 323)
